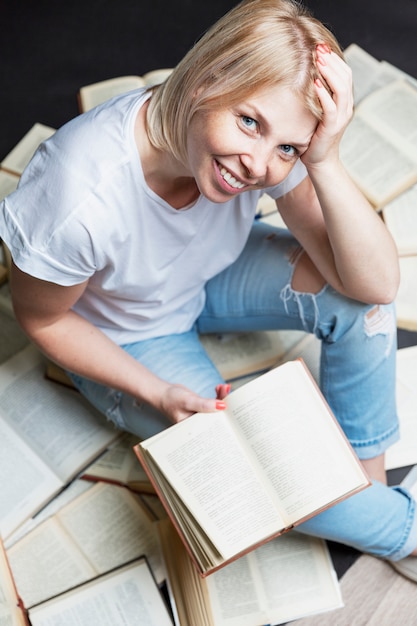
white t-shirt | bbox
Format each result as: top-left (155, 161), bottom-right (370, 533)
top-left (1, 89), bottom-right (307, 344)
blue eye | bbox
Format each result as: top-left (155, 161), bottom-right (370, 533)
top-left (241, 115), bottom-right (258, 130)
top-left (280, 145), bottom-right (296, 157)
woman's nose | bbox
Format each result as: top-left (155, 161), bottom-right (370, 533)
top-left (240, 143), bottom-right (272, 183)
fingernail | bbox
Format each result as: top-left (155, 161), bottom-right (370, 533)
top-left (225, 384), bottom-right (231, 394)
top-left (317, 54), bottom-right (326, 66)
top-left (216, 400), bottom-right (226, 410)
top-left (317, 43), bottom-right (331, 54)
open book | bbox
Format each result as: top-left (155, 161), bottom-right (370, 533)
top-left (78, 68), bottom-right (173, 112)
top-left (82, 432), bottom-right (155, 494)
top-left (135, 360), bottom-right (369, 576)
top-left (28, 558), bottom-right (173, 626)
top-left (395, 256), bottom-right (417, 331)
top-left (340, 79), bottom-right (417, 209)
top-left (0, 540), bottom-right (28, 625)
top-left (382, 184), bottom-right (417, 256)
top-left (199, 329), bottom-right (309, 381)
top-left (344, 43), bottom-right (417, 106)
top-left (386, 345), bottom-right (417, 470)
top-left (159, 517), bottom-right (342, 626)
top-left (0, 123), bottom-right (56, 177)
top-left (0, 345), bottom-right (119, 539)
top-left (6, 482), bottom-right (165, 608)
top-left (0, 169), bottom-right (19, 201)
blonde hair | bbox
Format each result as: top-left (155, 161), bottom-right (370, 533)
top-left (146, 0), bottom-right (343, 164)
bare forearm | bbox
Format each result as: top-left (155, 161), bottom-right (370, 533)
top-left (308, 159), bottom-right (400, 302)
top-left (22, 310), bottom-right (169, 407)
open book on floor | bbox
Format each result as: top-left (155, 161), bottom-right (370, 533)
top-left (28, 557), bottom-right (173, 626)
top-left (385, 345), bottom-right (417, 470)
top-left (135, 359), bottom-right (370, 576)
top-left (158, 517), bottom-right (343, 626)
top-left (344, 43), bottom-right (417, 106)
top-left (199, 328), bottom-right (309, 382)
top-left (77, 68), bottom-right (173, 112)
top-left (6, 482), bottom-right (165, 609)
top-left (82, 432), bottom-right (155, 494)
top-left (0, 345), bottom-right (119, 540)
top-left (395, 256), bottom-right (417, 332)
top-left (381, 184), bottom-right (417, 256)
top-left (0, 539), bottom-right (28, 625)
top-left (0, 123), bottom-right (56, 177)
top-left (340, 79), bottom-right (417, 209)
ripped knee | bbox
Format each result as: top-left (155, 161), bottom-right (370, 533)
top-left (291, 249), bottom-right (326, 294)
top-left (364, 305), bottom-right (396, 337)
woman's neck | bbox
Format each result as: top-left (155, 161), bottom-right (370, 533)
top-left (135, 100), bottom-right (199, 209)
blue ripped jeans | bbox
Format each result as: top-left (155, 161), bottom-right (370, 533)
top-left (69, 221), bottom-right (417, 560)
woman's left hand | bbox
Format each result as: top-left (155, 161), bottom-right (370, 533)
top-left (301, 44), bottom-right (353, 169)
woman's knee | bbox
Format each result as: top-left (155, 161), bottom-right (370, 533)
top-left (291, 250), bottom-right (326, 294)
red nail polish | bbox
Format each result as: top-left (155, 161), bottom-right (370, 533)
top-left (216, 400), bottom-right (226, 410)
top-left (317, 43), bottom-right (331, 54)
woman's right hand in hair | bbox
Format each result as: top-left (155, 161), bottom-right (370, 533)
top-left (301, 44), bottom-right (354, 169)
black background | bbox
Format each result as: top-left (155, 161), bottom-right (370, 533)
top-left (1, 0), bottom-right (417, 161)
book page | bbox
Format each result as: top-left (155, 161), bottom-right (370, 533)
top-left (158, 518), bottom-right (341, 626)
top-left (4, 480), bottom-right (94, 550)
top-left (224, 361), bottom-right (367, 523)
top-left (0, 170), bottom-right (19, 201)
top-left (142, 68), bottom-right (173, 87)
top-left (140, 361), bottom-right (367, 561)
top-left (199, 329), bottom-right (307, 380)
top-left (7, 517), bottom-right (97, 608)
top-left (29, 560), bottom-right (173, 626)
top-left (344, 43), bottom-right (382, 104)
top-left (141, 411), bottom-right (286, 560)
top-left (1, 124), bottom-right (55, 176)
top-left (340, 115), bottom-right (417, 207)
top-left (343, 44), bottom-right (410, 105)
top-left (340, 80), bottom-right (417, 207)
top-left (78, 76), bottom-right (146, 112)
top-left (0, 345), bottom-right (118, 483)
top-left (379, 60), bottom-right (417, 90)
top-left (386, 346), bottom-right (417, 469)
top-left (358, 80), bottom-right (417, 146)
top-left (83, 433), bottom-right (151, 489)
top-left (0, 418), bottom-right (62, 540)
top-left (382, 184), bottom-right (417, 255)
top-left (0, 542), bottom-right (27, 626)
top-left (395, 256), bottom-right (417, 331)
top-left (206, 532), bottom-right (342, 626)
top-left (56, 483), bottom-right (165, 584)
top-left (7, 483), bottom-right (165, 607)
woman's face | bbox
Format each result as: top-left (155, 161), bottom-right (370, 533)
top-left (186, 84), bottom-right (317, 203)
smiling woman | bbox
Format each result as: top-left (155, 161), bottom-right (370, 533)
top-left (1, 0), bottom-right (417, 580)
top-left (146, 0), bottom-right (342, 165)
top-left (182, 84), bottom-right (317, 202)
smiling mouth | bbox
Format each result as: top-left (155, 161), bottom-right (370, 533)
top-left (218, 163), bottom-right (246, 190)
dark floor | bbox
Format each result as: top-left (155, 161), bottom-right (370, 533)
top-left (1, 0), bottom-right (417, 580)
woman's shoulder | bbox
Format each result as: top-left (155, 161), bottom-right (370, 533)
top-left (51, 87), bottom-right (149, 161)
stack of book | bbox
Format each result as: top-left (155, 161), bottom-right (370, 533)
top-left (342, 44), bottom-right (417, 332)
top-left (1, 51), bottom-right (417, 625)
